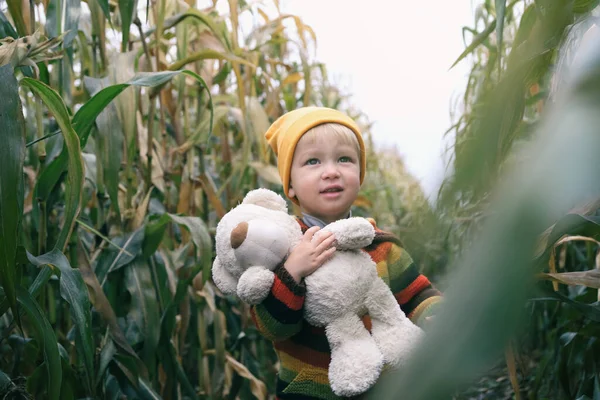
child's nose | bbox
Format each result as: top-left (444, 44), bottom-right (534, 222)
top-left (321, 162), bottom-right (341, 179)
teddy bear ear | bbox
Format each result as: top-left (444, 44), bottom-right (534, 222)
top-left (242, 188), bottom-right (288, 212)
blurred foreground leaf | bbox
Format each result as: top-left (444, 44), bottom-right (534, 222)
top-left (371, 16), bottom-right (600, 400)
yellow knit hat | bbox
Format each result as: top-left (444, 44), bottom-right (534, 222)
top-left (264, 107), bottom-right (366, 202)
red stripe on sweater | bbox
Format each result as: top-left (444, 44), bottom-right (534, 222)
top-left (274, 340), bottom-right (331, 369)
top-left (272, 277), bottom-right (304, 310)
top-left (396, 274), bottom-right (431, 304)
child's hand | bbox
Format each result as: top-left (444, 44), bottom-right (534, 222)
top-left (284, 226), bottom-right (336, 283)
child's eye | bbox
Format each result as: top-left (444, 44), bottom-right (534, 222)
top-left (339, 156), bottom-right (353, 163)
top-left (305, 158), bottom-right (319, 165)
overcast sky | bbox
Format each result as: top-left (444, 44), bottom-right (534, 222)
top-left (280, 1), bottom-right (474, 198)
top-left (207, 0), bottom-right (476, 198)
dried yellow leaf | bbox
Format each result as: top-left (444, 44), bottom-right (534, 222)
top-left (225, 354), bottom-right (267, 400)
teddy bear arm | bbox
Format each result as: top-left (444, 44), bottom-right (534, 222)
top-left (321, 217), bottom-right (375, 250)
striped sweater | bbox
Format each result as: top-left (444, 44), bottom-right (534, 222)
top-left (250, 218), bottom-right (442, 399)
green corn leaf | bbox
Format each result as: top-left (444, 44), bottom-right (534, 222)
top-left (531, 287), bottom-right (600, 322)
top-left (76, 239), bottom-right (148, 380)
top-left (21, 78), bottom-right (84, 252)
top-left (83, 76), bottom-right (124, 222)
top-left (35, 70), bottom-right (214, 211)
top-left (144, 8), bottom-right (232, 50)
top-left (0, 64), bottom-right (25, 325)
top-left (75, 70), bottom-right (213, 148)
top-left (91, 0), bottom-right (111, 25)
top-left (27, 249), bottom-right (95, 396)
top-left (450, 20), bottom-right (497, 69)
top-left (118, 0), bottom-right (136, 52)
top-left (124, 259), bottom-right (160, 376)
top-left (17, 287), bottom-right (62, 400)
top-left (451, 0), bottom-right (520, 70)
top-left (96, 339), bottom-right (116, 387)
top-left (573, 0), bottom-right (600, 13)
top-left (168, 214), bottom-right (212, 283)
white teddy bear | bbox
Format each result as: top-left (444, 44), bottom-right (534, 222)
top-left (212, 188), bottom-right (423, 396)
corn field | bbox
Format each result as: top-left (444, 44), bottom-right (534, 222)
top-left (0, 0), bottom-right (600, 399)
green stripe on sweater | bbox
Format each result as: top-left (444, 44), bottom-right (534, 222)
top-left (255, 304), bottom-right (303, 341)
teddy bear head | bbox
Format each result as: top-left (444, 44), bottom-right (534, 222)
top-left (212, 189), bottom-right (303, 294)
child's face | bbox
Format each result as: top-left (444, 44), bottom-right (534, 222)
top-left (288, 133), bottom-right (361, 224)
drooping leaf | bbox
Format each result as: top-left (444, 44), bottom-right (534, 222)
top-left (76, 70), bottom-right (212, 148)
top-left (17, 287), bottom-right (62, 399)
top-left (27, 249), bottom-right (95, 396)
top-left (20, 78), bottom-right (84, 252)
top-left (538, 269), bottom-right (600, 289)
top-left (145, 8), bottom-right (231, 50)
top-left (0, 64), bottom-right (25, 324)
top-left (450, 20), bottom-right (497, 69)
top-left (538, 214), bottom-right (600, 257)
top-left (225, 354), bottom-right (268, 399)
top-left (76, 240), bottom-right (148, 379)
top-left (168, 49), bottom-right (256, 71)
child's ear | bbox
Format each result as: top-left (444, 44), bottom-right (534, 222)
top-left (288, 185), bottom-right (296, 198)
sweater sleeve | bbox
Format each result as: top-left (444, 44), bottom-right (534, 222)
top-left (249, 261), bottom-right (306, 342)
top-left (386, 243), bottom-right (442, 327)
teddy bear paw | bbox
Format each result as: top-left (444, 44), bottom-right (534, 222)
top-left (329, 339), bottom-right (383, 397)
top-left (374, 321), bottom-right (424, 367)
top-left (237, 266), bottom-right (275, 304)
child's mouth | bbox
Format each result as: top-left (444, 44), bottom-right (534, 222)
top-left (320, 186), bottom-right (344, 197)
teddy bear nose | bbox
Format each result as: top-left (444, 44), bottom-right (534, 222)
top-left (231, 221), bottom-right (249, 249)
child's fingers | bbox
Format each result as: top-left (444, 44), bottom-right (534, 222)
top-left (312, 229), bottom-right (334, 245)
top-left (314, 234), bottom-right (336, 253)
top-left (316, 246), bottom-right (336, 264)
top-left (303, 226), bottom-right (321, 241)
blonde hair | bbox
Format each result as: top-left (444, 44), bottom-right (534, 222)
top-left (301, 123), bottom-right (362, 160)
